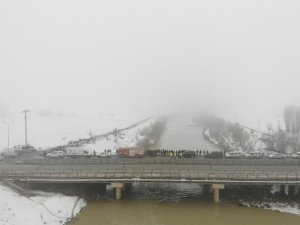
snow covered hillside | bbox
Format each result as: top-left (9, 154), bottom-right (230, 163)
top-left (82, 117), bottom-right (163, 154)
top-left (0, 112), bottom-right (150, 151)
top-left (0, 183), bottom-right (86, 225)
top-left (194, 114), bottom-right (268, 152)
top-left (203, 128), bottom-right (267, 152)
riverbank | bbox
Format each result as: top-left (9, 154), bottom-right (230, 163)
top-left (0, 183), bottom-right (86, 225)
top-left (69, 183), bottom-right (300, 225)
top-left (224, 185), bottom-right (300, 216)
top-left (2, 182), bottom-right (300, 225)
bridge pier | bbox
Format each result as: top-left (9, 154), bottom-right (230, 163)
top-left (111, 183), bottom-right (124, 200)
top-left (211, 184), bottom-right (224, 203)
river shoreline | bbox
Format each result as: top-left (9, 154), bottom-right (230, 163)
top-left (68, 183), bottom-right (300, 225)
top-left (2, 181), bottom-right (300, 225)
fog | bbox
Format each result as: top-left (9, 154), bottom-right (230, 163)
top-left (1, 0), bottom-right (300, 149)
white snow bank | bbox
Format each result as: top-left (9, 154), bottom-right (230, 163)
top-left (83, 117), bottom-right (158, 154)
top-left (241, 196), bottom-right (300, 217)
top-left (0, 184), bottom-right (86, 225)
top-left (269, 203), bottom-right (300, 216)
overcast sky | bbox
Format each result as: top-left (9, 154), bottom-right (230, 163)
top-left (1, 0), bottom-right (300, 130)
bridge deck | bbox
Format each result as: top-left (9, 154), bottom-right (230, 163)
top-left (1, 162), bottom-right (300, 185)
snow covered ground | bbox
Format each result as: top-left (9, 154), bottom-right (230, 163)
top-left (203, 126), bottom-right (267, 153)
top-left (0, 183), bottom-right (86, 225)
top-left (0, 117), bottom-right (160, 225)
top-left (237, 185), bottom-right (300, 217)
top-left (82, 117), bottom-right (158, 154)
top-left (268, 203), bottom-right (300, 215)
top-left (241, 200), bottom-right (300, 217)
top-left (0, 112), bottom-right (151, 151)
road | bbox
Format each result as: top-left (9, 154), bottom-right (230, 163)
top-left (1, 163), bottom-right (300, 172)
top-left (1, 158), bottom-right (300, 185)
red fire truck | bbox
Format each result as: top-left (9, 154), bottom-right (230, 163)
top-left (117, 147), bottom-right (145, 158)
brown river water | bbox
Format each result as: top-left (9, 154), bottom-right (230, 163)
top-left (70, 183), bottom-right (300, 225)
top-left (71, 200), bottom-right (300, 225)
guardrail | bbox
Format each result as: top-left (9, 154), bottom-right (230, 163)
top-left (1, 169), bottom-right (300, 184)
top-left (20, 157), bottom-right (300, 166)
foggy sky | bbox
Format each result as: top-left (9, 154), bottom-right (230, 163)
top-left (1, 0), bottom-right (300, 128)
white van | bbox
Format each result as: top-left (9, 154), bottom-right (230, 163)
top-left (65, 147), bottom-right (90, 158)
top-left (46, 151), bottom-right (65, 158)
top-left (225, 151), bottom-right (244, 158)
top-left (246, 151), bottom-right (264, 159)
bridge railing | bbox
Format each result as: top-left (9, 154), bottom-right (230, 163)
top-left (1, 169), bottom-right (300, 184)
top-left (20, 157), bottom-right (300, 166)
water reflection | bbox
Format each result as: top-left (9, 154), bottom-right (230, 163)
top-left (71, 183), bottom-right (300, 225)
top-left (101, 183), bottom-right (206, 202)
top-left (156, 115), bottom-right (220, 151)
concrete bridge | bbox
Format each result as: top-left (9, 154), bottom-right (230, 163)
top-left (1, 159), bottom-right (300, 202)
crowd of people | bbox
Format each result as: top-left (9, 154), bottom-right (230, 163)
top-left (144, 149), bottom-right (210, 157)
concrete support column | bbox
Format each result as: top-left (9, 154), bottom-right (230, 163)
top-left (116, 187), bottom-right (122, 200)
top-left (111, 183), bottom-right (124, 200)
top-left (213, 188), bottom-right (220, 203)
top-left (211, 184), bottom-right (225, 203)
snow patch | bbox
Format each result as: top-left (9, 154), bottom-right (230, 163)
top-left (0, 184), bottom-right (86, 225)
top-left (83, 117), bottom-right (158, 154)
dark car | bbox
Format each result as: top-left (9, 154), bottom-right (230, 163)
top-left (205, 151), bottom-right (224, 159)
top-left (179, 151), bottom-right (196, 158)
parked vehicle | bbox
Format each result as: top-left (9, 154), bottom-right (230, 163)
top-left (117, 148), bottom-right (144, 158)
top-left (46, 151), bottom-right (64, 158)
top-left (292, 152), bottom-right (300, 159)
top-left (2, 148), bottom-right (18, 158)
top-left (97, 152), bottom-right (111, 158)
top-left (268, 152), bottom-right (286, 159)
top-left (225, 151), bottom-right (244, 158)
top-left (65, 147), bottom-right (90, 158)
top-left (179, 150), bottom-right (196, 158)
top-left (14, 144), bottom-right (36, 153)
top-left (205, 151), bottom-right (224, 159)
top-left (245, 151), bottom-right (264, 159)
top-left (3, 151), bottom-right (17, 158)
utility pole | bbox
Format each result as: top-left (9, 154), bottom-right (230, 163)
top-left (3, 121), bottom-right (13, 149)
top-left (22, 110), bottom-right (30, 145)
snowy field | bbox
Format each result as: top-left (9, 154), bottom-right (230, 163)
top-left (0, 116), bottom-right (160, 225)
top-left (0, 183), bottom-right (86, 225)
top-left (0, 112), bottom-right (152, 151)
top-left (82, 117), bottom-right (158, 154)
